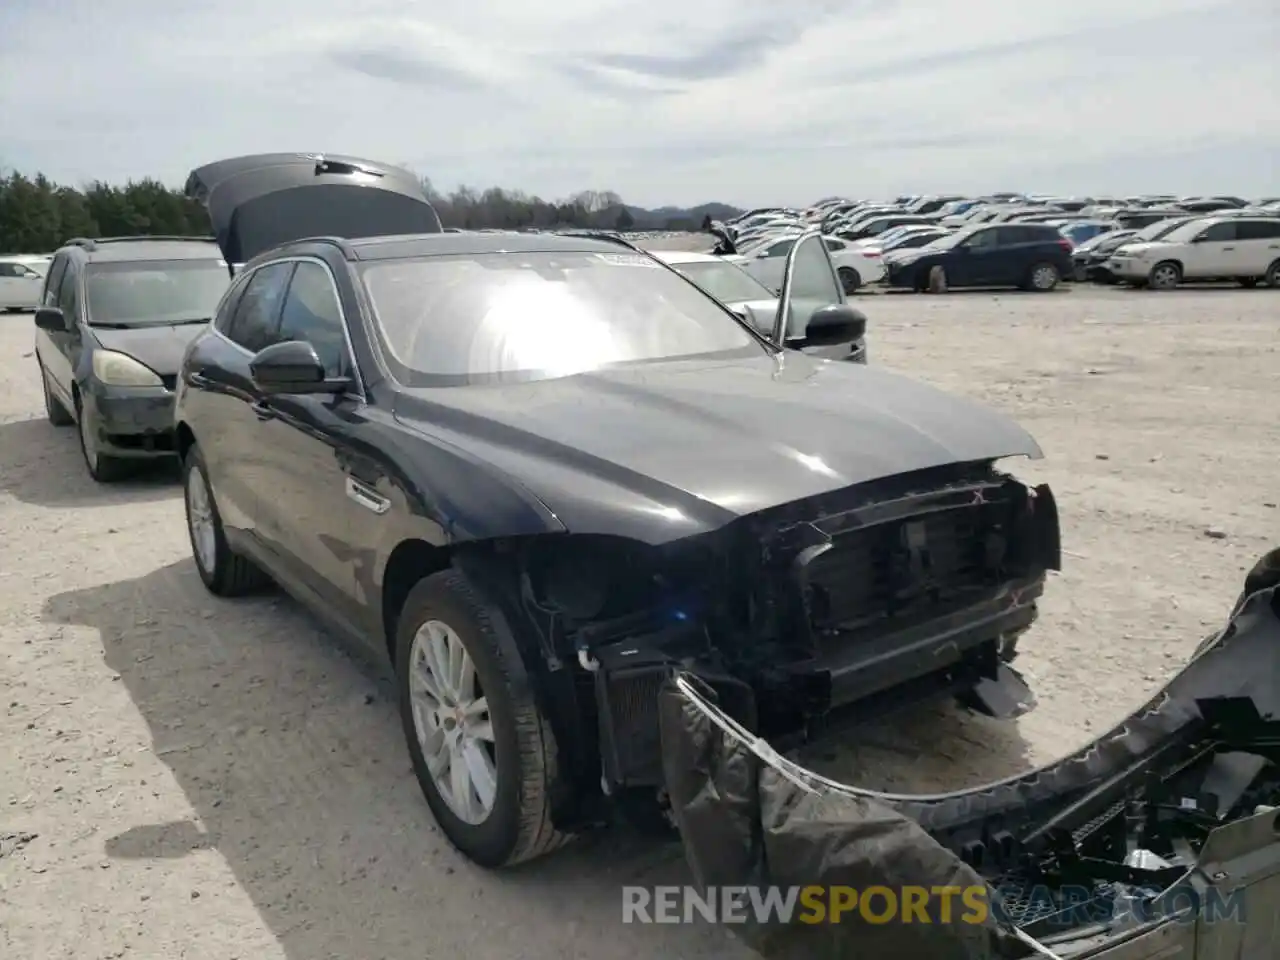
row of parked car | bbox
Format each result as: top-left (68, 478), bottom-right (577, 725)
top-left (710, 192), bottom-right (1280, 294)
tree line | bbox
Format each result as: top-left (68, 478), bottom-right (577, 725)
top-left (0, 171), bottom-right (712, 254)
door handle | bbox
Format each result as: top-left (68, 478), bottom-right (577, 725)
top-left (345, 477), bottom-right (390, 515)
top-left (250, 400), bottom-right (274, 421)
top-left (1221, 246), bottom-right (1234, 251)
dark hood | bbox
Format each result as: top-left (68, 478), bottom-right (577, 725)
top-left (393, 351), bottom-right (1041, 543)
top-left (92, 324), bottom-right (205, 376)
top-left (185, 154), bottom-right (441, 263)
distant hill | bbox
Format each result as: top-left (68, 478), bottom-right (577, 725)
top-left (624, 202), bottom-right (744, 229)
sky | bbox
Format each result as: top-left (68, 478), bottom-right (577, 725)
top-left (0, 0), bottom-right (1275, 208)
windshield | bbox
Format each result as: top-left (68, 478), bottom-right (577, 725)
top-left (1133, 218), bottom-right (1193, 241)
top-left (668, 260), bottom-right (773, 303)
top-left (85, 260), bottom-right (230, 327)
top-left (361, 251), bottom-right (764, 386)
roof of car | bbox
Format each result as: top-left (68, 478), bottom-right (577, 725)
top-left (342, 232), bottom-right (648, 261)
top-left (649, 250), bottom-right (721, 264)
top-left (61, 236), bottom-right (224, 263)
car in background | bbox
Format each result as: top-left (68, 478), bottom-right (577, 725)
top-left (1058, 220), bottom-right (1115, 247)
top-left (883, 223), bottom-right (1073, 293)
top-left (652, 250), bottom-right (866, 363)
top-left (1108, 216), bottom-right (1280, 290)
top-left (175, 152), bottom-right (1056, 871)
top-left (0, 256), bottom-right (46, 311)
top-left (869, 227), bottom-right (953, 259)
top-left (31, 236), bottom-right (231, 481)
top-left (728, 233), bottom-right (885, 294)
top-left (1069, 229), bottom-right (1138, 282)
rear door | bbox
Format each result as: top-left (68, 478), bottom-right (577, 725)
top-left (251, 257), bottom-right (369, 633)
top-left (990, 226), bottom-right (1035, 285)
top-left (1235, 219), bottom-right (1280, 274)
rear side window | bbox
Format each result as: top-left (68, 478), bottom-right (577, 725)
top-left (1236, 220), bottom-right (1280, 240)
top-left (277, 262), bottom-right (350, 378)
top-left (225, 261), bottom-right (294, 352)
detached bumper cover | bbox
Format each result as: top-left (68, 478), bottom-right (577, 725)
top-left (660, 547), bottom-right (1280, 959)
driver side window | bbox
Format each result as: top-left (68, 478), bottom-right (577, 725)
top-left (1195, 222), bottom-right (1237, 243)
top-left (276, 262), bottom-right (351, 379)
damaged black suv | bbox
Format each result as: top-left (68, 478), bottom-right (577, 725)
top-left (175, 154), bottom-right (1061, 868)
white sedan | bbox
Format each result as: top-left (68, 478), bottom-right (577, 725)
top-left (725, 233), bottom-right (885, 294)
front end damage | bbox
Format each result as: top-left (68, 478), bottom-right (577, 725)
top-left (659, 548), bottom-right (1280, 959)
top-left (488, 460), bottom-right (1060, 822)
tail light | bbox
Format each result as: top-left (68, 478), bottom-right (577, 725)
top-left (1057, 238), bottom-right (1073, 252)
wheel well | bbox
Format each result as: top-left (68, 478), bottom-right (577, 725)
top-left (175, 422), bottom-right (195, 463)
top-left (1152, 259), bottom-right (1183, 274)
top-left (381, 538), bottom-right (453, 658)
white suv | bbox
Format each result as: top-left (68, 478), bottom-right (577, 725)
top-left (1107, 216), bottom-right (1280, 290)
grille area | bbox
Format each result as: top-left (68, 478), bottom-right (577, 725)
top-left (805, 504), bottom-right (1005, 634)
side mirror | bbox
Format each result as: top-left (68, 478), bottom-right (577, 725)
top-left (249, 340), bottom-right (349, 395)
top-left (33, 306), bottom-right (67, 331)
top-left (796, 303), bottom-right (866, 347)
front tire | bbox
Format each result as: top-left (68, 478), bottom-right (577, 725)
top-left (396, 569), bottom-right (569, 868)
top-left (40, 363), bottom-right (73, 426)
top-left (1147, 261), bottom-right (1181, 291)
top-left (75, 396), bottom-right (132, 482)
top-left (926, 265), bottom-right (948, 294)
top-left (183, 444), bottom-right (268, 596)
top-left (837, 266), bottom-right (862, 294)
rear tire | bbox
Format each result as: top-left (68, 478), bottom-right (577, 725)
top-left (1147, 261), bottom-right (1181, 291)
top-left (837, 266), bottom-right (862, 294)
top-left (40, 363), bottom-right (73, 426)
top-left (1265, 260), bottom-right (1280, 289)
top-left (183, 443), bottom-right (269, 596)
top-left (396, 569), bottom-right (570, 868)
top-left (1026, 262), bottom-right (1060, 292)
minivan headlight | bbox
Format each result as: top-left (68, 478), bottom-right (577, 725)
top-left (92, 350), bottom-right (163, 387)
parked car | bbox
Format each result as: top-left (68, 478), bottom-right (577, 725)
top-left (651, 250), bottom-right (866, 362)
top-left (1069, 229), bottom-right (1138, 282)
top-left (883, 223), bottom-right (1073, 293)
top-left (1059, 220), bottom-right (1115, 246)
top-left (728, 233), bottom-right (886, 293)
top-left (176, 152), bottom-right (1059, 870)
top-left (31, 236), bottom-right (231, 481)
top-left (0, 256), bottom-right (46, 311)
top-left (1107, 216), bottom-right (1280, 290)
top-left (862, 226), bottom-right (952, 258)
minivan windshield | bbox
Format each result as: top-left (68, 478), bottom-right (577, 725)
top-left (361, 251), bottom-right (764, 386)
top-left (85, 259), bottom-right (230, 327)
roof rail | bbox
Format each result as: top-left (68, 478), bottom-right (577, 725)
top-left (64, 235), bottom-right (216, 252)
top-left (557, 230), bottom-right (644, 253)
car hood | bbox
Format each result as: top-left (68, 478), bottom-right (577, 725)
top-left (92, 324), bottom-right (205, 376)
top-left (1111, 241), bottom-right (1165, 255)
top-left (392, 351), bottom-right (1041, 543)
top-left (185, 153), bottom-right (442, 263)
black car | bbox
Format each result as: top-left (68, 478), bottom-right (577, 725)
top-left (176, 153), bottom-right (1060, 869)
top-left (883, 223), bottom-right (1073, 293)
top-left (32, 236), bottom-right (231, 481)
top-left (1070, 229), bottom-right (1139, 282)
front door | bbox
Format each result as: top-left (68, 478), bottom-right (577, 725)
top-left (202, 260), bottom-right (295, 537)
top-left (252, 259), bottom-right (368, 633)
top-left (948, 228), bottom-right (999, 285)
top-left (42, 259), bottom-right (82, 406)
top-left (1181, 221), bottom-right (1238, 279)
top-left (1236, 219), bottom-right (1280, 275)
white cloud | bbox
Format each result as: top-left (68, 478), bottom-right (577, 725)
top-left (0, 0), bottom-right (1274, 206)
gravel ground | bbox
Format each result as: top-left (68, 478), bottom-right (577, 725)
top-left (2, 282), bottom-right (1276, 959)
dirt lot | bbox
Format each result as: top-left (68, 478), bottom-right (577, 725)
top-left (2, 283), bottom-right (1276, 959)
